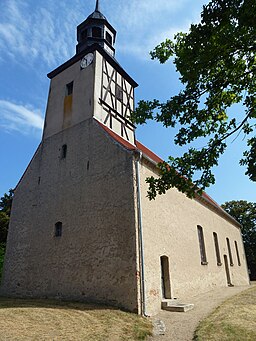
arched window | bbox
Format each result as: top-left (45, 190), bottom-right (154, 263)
top-left (213, 232), bottom-right (222, 266)
top-left (226, 238), bottom-right (234, 266)
top-left (92, 27), bottom-right (102, 38)
top-left (55, 222), bottom-right (62, 237)
top-left (61, 144), bottom-right (67, 159)
top-left (197, 225), bottom-right (208, 265)
top-left (234, 241), bottom-right (241, 266)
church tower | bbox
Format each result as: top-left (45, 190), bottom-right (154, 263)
top-left (1, 1), bottom-right (141, 313)
top-left (43, 0), bottom-right (137, 143)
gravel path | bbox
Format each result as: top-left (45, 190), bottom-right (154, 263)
top-left (147, 284), bottom-right (253, 341)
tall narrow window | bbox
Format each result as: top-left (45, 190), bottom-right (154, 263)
top-left (106, 31), bottom-right (112, 45)
top-left (197, 225), bottom-right (208, 265)
top-left (213, 232), bottom-right (222, 266)
top-left (226, 238), bottom-right (234, 266)
top-left (116, 84), bottom-right (123, 101)
top-left (234, 241), bottom-right (241, 266)
top-left (66, 82), bottom-right (73, 96)
top-left (61, 144), bottom-right (67, 159)
top-left (55, 222), bottom-right (62, 237)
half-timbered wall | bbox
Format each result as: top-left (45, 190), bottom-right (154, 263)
top-left (94, 51), bottom-right (135, 144)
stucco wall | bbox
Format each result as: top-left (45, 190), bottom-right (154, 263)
top-left (43, 58), bottom-right (95, 140)
top-left (1, 118), bottom-right (139, 312)
top-left (139, 159), bottom-right (250, 316)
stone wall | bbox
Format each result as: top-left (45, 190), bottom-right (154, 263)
top-left (1, 118), bottom-right (139, 312)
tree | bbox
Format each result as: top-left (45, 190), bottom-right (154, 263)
top-left (0, 189), bottom-right (14, 244)
top-left (0, 189), bottom-right (14, 217)
top-left (221, 200), bottom-right (256, 279)
top-left (0, 243), bottom-right (5, 280)
top-left (0, 212), bottom-right (9, 244)
top-left (131, 0), bottom-right (256, 199)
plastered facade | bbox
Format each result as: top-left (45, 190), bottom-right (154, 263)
top-left (139, 159), bottom-right (250, 316)
top-left (43, 58), bottom-right (95, 140)
top-left (1, 119), bottom-right (139, 312)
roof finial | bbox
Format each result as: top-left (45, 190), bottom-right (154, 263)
top-left (95, 0), bottom-right (100, 12)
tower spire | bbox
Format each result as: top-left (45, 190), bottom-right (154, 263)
top-left (95, 0), bottom-right (100, 12)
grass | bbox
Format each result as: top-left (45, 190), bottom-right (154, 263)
top-left (0, 243), bottom-right (5, 281)
top-left (194, 284), bottom-right (256, 341)
top-left (0, 298), bottom-right (152, 341)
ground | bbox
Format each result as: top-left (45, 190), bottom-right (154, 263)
top-left (148, 284), bottom-right (253, 341)
top-left (0, 298), bottom-right (152, 341)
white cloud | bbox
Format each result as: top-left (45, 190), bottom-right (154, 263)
top-left (107, 0), bottom-right (204, 60)
top-left (0, 0), bottom-right (205, 65)
top-left (0, 100), bottom-right (44, 135)
top-left (108, 0), bottom-right (189, 30)
top-left (0, 0), bottom-right (82, 68)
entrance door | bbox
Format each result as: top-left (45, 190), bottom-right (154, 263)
top-left (160, 256), bottom-right (171, 299)
top-left (224, 254), bottom-right (232, 286)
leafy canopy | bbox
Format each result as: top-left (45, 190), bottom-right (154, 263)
top-left (221, 200), bottom-right (256, 277)
top-left (131, 0), bottom-right (256, 199)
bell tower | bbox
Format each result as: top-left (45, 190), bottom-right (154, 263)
top-left (76, 0), bottom-right (116, 57)
top-left (43, 0), bottom-right (138, 144)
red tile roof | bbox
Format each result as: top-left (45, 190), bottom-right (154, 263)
top-left (96, 119), bottom-right (240, 228)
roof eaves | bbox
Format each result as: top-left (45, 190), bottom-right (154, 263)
top-left (47, 44), bottom-right (138, 88)
top-left (95, 119), bottom-right (240, 228)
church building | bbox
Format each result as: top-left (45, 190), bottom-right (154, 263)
top-left (0, 1), bottom-right (250, 316)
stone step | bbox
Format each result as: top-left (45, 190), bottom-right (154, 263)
top-left (161, 300), bottom-right (194, 312)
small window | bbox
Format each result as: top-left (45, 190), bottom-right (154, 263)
top-left (226, 238), bottom-right (234, 266)
top-left (234, 241), bottom-right (241, 266)
top-left (197, 225), bottom-right (208, 265)
top-left (66, 82), bottom-right (73, 96)
top-left (92, 26), bottom-right (102, 38)
top-left (81, 29), bottom-right (87, 40)
top-left (213, 232), bottom-right (222, 265)
top-left (116, 85), bottom-right (123, 102)
top-left (106, 31), bottom-right (112, 45)
top-left (55, 222), bottom-right (62, 237)
top-left (61, 144), bottom-right (67, 159)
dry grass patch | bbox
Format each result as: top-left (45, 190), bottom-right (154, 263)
top-left (0, 298), bottom-right (152, 341)
top-left (194, 284), bottom-right (256, 341)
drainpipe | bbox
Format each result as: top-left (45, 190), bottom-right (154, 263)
top-left (135, 150), bottom-right (146, 316)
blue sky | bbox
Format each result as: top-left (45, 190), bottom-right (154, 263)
top-left (0, 0), bottom-right (255, 204)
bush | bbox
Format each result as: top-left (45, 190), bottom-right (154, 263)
top-left (0, 243), bottom-right (5, 280)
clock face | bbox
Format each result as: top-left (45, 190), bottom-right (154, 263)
top-left (80, 53), bottom-right (94, 69)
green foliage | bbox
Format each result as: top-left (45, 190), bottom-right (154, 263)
top-left (0, 189), bottom-right (13, 244)
top-left (0, 189), bottom-right (14, 217)
top-left (221, 200), bottom-right (256, 279)
top-left (0, 243), bottom-right (5, 280)
top-left (0, 212), bottom-right (9, 244)
top-left (132, 0), bottom-right (256, 199)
